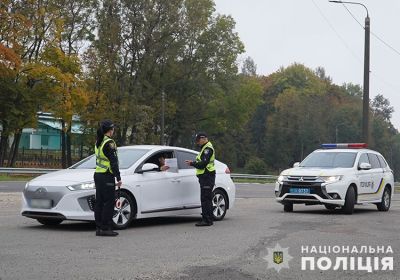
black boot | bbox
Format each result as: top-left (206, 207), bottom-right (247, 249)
top-left (95, 227), bottom-right (101, 236)
top-left (195, 220), bottom-right (213, 227)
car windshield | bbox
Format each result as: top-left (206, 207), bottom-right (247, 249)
top-left (71, 149), bottom-right (149, 169)
top-left (300, 152), bottom-right (357, 168)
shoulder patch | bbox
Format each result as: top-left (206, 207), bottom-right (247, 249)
top-left (109, 142), bottom-right (116, 150)
top-left (204, 149), bottom-right (210, 155)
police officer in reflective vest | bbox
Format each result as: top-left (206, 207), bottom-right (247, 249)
top-left (185, 132), bottom-right (215, 226)
top-left (94, 120), bottom-right (122, 236)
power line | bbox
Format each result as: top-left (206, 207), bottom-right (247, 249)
top-left (341, 3), bottom-right (400, 57)
top-left (311, 0), bottom-right (362, 64)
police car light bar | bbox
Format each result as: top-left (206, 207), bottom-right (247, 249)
top-left (321, 143), bottom-right (367, 149)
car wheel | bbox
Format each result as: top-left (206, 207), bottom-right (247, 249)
top-left (284, 203), bottom-right (293, 212)
top-left (342, 186), bottom-right (355, 214)
top-left (376, 186), bottom-right (391, 212)
top-left (325, 205), bottom-right (337, 210)
top-left (37, 218), bottom-right (63, 226)
top-left (113, 191), bottom-right (136, 230)
top-left (212, 189), bottom-right (227, 221)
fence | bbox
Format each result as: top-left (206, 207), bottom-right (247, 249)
top-left (3, 148), bottom-right (89, 168)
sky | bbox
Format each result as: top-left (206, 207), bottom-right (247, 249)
top-left (214, 0), bottom-right (400, 129)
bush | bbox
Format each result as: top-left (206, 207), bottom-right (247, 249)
top-left (245, 157), bottom-right (268, 174)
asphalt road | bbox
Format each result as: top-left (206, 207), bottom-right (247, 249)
top-left (0, 182), bottom-right (399, 280)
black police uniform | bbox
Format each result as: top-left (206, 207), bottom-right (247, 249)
top-left (190, 142), bottom-right (215, 225)
top-left (94, 138), bottom-right (121, 234)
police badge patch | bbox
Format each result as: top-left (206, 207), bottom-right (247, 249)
top-left (273, 251), bottom-right (283, 264)
top-left (109, 142), bottom-right (116, 150)
top-left (263, 243), bottom-right (293, 273)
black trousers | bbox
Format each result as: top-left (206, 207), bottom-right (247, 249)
top-left (94, 172), bottom-right (116, 230)
top-left (198, 173), bottom-right (215, 223)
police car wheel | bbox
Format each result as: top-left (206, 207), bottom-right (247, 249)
top-left (283, 203), bottom-right (293, 212)
top-left (37, 218), bottom-right (63, 226)
top-left (342, 186), bottom-right (355, 215)
top-left (376, 186), bottom-right (391, 212)
top-left (112, 191), bottom-right (136, 230)
top-left (212, 189), bottom-right (227, 221)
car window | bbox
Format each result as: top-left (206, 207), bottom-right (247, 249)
top-left (368, 153), bottom-right (382, 169)
top-left (176, 151), bottom-right (196, 169)
top-left (377, 155), bottom-right (388, 168)
top-left (71, 149), bottom-right (149, 169)
top-left (142, 151), bottom-right (175, 171)
top-left (300, 152), bottom-right (356, 168)
top-left (358, 153), bottom-right (370, 167)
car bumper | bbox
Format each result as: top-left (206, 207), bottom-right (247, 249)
top-left (21, 190), bottom-right (95, 221)
top-left (276, 193), bottom-right (345, 206)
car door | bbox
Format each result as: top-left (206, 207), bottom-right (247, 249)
top-left (367, 153), bottom-right (385, 200)
top-left (137, 151), bottom-right (185, 214)
top-left (356, 153), bottom-right (374, 200)
top-left (174, 150), bottom-right (201, 208)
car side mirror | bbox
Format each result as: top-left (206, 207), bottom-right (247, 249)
top-left (138, 163), bottom-right (159, 174)
top-left (359, 162), bottom-right (371, 170)
top-left (293, 162), bottom-right (300, 168)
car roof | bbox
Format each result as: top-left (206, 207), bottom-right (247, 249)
top-left (118, 145), bottom-right (197, 153)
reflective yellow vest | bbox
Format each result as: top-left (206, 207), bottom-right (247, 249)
top-left (195, 141), bottom-right (216, 175)
top-left (95, 136), bottom-right (116, 173)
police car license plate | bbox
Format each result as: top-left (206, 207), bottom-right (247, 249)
top-left (289, 188), bottom-right (310, 194)
top-left (30, 199), bottom-right (52, 209)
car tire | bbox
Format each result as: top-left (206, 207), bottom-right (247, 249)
top-left (284, 203), bottom-right (293, 212)
top-left (37, 218), bottom-right (63, 226)
top-left (342, 186), bottom-right (355, 215)
top-left (325, 205), bottom-right (337, 210)
top-left (112, 191), bottom-right (136, 230)
top-left (212, 189), bottom-right (228, 221)
top-left (376, 186), bottom-right (391, 212)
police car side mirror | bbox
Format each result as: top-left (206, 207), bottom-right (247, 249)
top-left (358, 162), bottom-right (371, 170)
top-left (138, 163), bottom-right (159, 174)
top-left (293, 162), bottom-right (300, 168)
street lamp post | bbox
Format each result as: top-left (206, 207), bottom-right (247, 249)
top-left (329, 1), bottom-right (370, 144)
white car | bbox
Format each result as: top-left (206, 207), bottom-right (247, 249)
top-left (21, 145), bottom-right (235, 229)
top-left (275, 143), bottom-right (394, 214)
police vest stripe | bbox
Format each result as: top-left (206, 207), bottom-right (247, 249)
top-left (94, 136), bottom-right (115, 174)
top-left (195, 141), bottom-right (216, 175)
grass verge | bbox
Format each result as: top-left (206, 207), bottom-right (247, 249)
top-left (0, 174), bottom-right (36, 181)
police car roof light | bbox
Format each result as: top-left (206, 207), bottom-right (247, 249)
top-left (321, 143), bottom-right (367, 149)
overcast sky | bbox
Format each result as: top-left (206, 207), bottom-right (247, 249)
top-left (215, 0), bottom-right (400, 129)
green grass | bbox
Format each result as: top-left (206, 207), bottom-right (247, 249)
top-left (0, 174), bottom-right (36, 181)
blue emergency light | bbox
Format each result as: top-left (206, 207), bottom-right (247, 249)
top-left (321, 143), bottom-right (367, 149)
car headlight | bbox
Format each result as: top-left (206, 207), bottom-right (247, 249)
top-left (277, 175), bottom-right (288, 184)
top-left (319, 176), bottom-right (342, 184)
top-left (67, 182), bottom-right (95, 191)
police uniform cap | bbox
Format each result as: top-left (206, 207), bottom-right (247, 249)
top-left (195, 132), bottom-right (208, 141)
top-left (100, 119), bottom-right (115, 133)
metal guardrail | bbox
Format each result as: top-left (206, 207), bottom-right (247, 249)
top-left (0, 167), bottom-right (278, 180)
top-left (0, 168), bottom-right (61, 174)
top-left (230, 173), bottom-right (278, 180)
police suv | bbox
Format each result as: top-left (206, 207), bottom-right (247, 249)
top-left (275, 143), bottom-right (394, 214)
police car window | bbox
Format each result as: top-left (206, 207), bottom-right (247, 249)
top-left (176, 151), bottom-right (196, 169)
top-left (71, 149), bottom-right (149, 169)
top-left (358, 153), bottom-right (370, 166)
top-left (377, 155), bottom-right (388, 168)
top-left (300, 152), bottom-right (356, 168)
top-left (368, 153), bottom-right (381, 169)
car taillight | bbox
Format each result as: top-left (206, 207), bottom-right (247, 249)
top-left (225, 167), bottom-right (231, 174)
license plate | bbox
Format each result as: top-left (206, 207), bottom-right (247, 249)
top-left (289, 188), bottom-right (310, 194)
top-left (30, 199), bottom-right (52, 209)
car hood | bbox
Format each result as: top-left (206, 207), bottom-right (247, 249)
top-left (29, 169), bottom-right (128, 186)
top-left (281, 167), bottom-right (351, 177)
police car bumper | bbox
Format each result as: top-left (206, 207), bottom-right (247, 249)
top-left (275, 181), bottom-right (346, 206)
top-left (276, 193), bottom-right (345, 206)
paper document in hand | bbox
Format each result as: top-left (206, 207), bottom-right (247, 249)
top-left (165, 158), bottom-right (178, 172)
